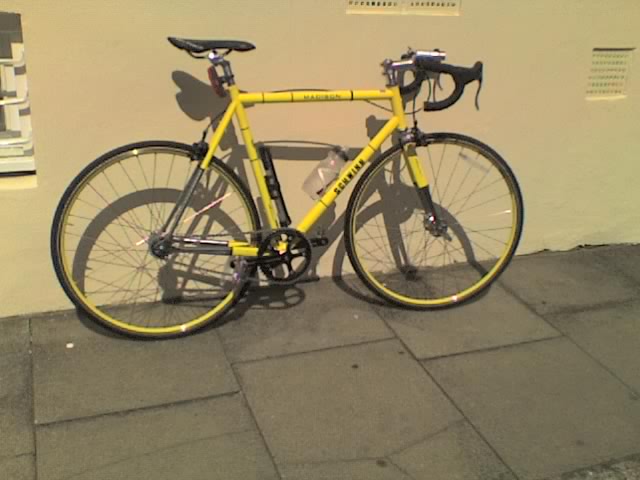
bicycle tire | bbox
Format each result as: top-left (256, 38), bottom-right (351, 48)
top-left (345, 132), bottom-right (523, 308)
top-left (51, 140), bottom-right (260, 338)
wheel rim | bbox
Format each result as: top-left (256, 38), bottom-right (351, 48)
top-left (350, 137), bottom-right (522, 305)
top-left (56, 146), bottom-right (256, 334)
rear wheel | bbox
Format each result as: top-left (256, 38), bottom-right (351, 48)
top-left (345, 132), bottom-right (523, 308)
top-left (51, 141), bottom-right (260, 338)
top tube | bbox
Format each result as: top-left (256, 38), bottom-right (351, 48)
top-left (237, 89), bottom-right (395, 104)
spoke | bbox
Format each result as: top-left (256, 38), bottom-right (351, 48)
top-left (135, 152), bottom-right (157, 220)
top-left (442, 149), bottom-right (483, 212)
top-left (422, 230), bottom-right (436, 267)
top-left (68, 213), bottom-right (142, 234)
top-left (86, 248), bottom-right (140, 265)
top-left (84, 266), bottom-right (145, 295)
top-left (439, 146), bottom-right (463, 208)
top-left (65, 230), bottom-right (144, 266)
top-left (114, 288), bottom-right (162, 306)
top-left (357, 241), bottom-right (397, 270)
top-left (73, 195), bottom-right (107, 213)
top-left (101, 169), bottom-right (154, 238)
top-left (85, 183), bottom-right (146, 253)
top-left (119, 266), bottom-right (158, 307)
top-left (465, 228), bottom-right (508, 245)
top-left (372, 211), bottom-right (397, 262)
top-left (408, 229), bottom-right (428, 266)
top-left (117, 160), bottom-right (159, 231)
top-left (127, 250), bottom-right (152, 320)
top-left (407, 236), bottom-right (429, 295)
top-left (441, 236), bottom-right (446, 296)
top-left (88, 257), bottom-right (142, 271)
top-left (432, 143), bottom-right (446, 204)
top-left (106, 264), bottom-right (147, 306)
top-left (449, 165), bottom-right (492, 218)
top-left (359, 226), bottom-right (428, 243)
top-left (446, 223), bottom-right (513, 232)
top-left (466, 236), bottom-right (500, 261)
top-left (446, 176), bottom-right (506, 210)
top-left (443, 240), bottom-right (462, 297)
top-left (64, 231), bottom-right (139, 252)
top-left (454, 193), bottom-right (511, 217)
top-left (160, 154), bottom-right (177, 224)
top-left (405, 210), bottom-right (422, 264)
top-left (357, 217), bottom-right (392, 262)
top-left (152, 153), bottom-right (158, 228)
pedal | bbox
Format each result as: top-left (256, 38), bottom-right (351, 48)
top-left (310, 237), bottom-right (329, 248)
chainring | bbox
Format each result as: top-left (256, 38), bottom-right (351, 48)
top-left (257, 228), bottom-right (312, 284)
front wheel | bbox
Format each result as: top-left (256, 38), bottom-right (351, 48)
top-left (345, 132), bottom-right (523, 308)
top-left (51, 141), bottom-right (261, 338)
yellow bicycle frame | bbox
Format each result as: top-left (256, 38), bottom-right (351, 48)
top-left (198, 84), bottom-right (431, 257)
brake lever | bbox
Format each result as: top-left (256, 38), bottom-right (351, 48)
top-left (474, 72), bottom-right (483, 110)
top-left (434, 72), bottom-right (443, 92)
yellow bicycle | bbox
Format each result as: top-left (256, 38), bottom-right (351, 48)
top-left (51, 38), bottom-right (523, 338)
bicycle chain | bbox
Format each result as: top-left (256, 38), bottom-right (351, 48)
top-left (175, 228), bottom-right (324, 287)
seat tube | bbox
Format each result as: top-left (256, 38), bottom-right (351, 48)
top-left (229, 85), bottom-right (279, 229)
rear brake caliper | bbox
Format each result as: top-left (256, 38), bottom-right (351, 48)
top-left (191, 141), bottom-right (209, 161)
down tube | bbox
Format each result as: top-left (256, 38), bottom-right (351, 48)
top-left (296, 116), bottom-right (400, 233)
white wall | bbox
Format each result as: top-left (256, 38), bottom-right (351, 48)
top-left (0, 0), bottom-right (638, 317)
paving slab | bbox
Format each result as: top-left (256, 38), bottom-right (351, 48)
top-left (0, 316), bottom-right (30, 356)
top-left (548, 301), bottom-right (640, 393)
top-left (219, 278), bottom-right (393, 363)
top-left (613, 457), bottom-right (640, 480)
top-left (0, 353), bottom-right (33, 458)
top-left (0, 454), bottom-right (35, 480)
top-left (389, 419), bottom-right (515, 480)
top-left (426, 337), bottom-right (640, 480)
top-left (592, 244), bottom-right (640, 285)
top-left (31, 311), bottom-right (237, 424)
top-left (375, 284), bottom-right (559, 359)
top-left (236, 339), bottom-right (462, 465)
top-left (280, 458), bottom-right (411, 480)
top-left (544, 453), bottom-right (640, 480)
top-left (36, 394), bottom-right (279, 480)
top-left (499, 250), bottom-right (638, 314)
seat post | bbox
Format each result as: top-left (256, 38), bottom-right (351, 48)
top-left (208, 52), bottom-right (235, 86)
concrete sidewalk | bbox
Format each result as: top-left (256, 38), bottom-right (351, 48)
top-left (1, 245), bottom-right (639, 480)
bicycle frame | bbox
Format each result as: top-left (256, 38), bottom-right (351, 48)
top-left (194, 84), bottom-right (431, 257)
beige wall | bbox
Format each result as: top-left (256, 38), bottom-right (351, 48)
top-left (0, 0), bottom-right (638, 318)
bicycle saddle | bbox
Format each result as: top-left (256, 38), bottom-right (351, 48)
top-left (168, 37), bottom-right (255, 53)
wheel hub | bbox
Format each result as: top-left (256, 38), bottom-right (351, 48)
top-left (148, 232), bottom-right (173, 259)
top-left (424, 214), bottom-right (449, 238)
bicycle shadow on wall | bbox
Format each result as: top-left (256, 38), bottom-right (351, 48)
top-left (173, 71), bottom-right (339, 268)
top-left (173, 72), bottom-right (363, 314)
top-left (173, 71), bottom-right (313, 317)
top-left (172, 72), bottom-right (492, 317)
